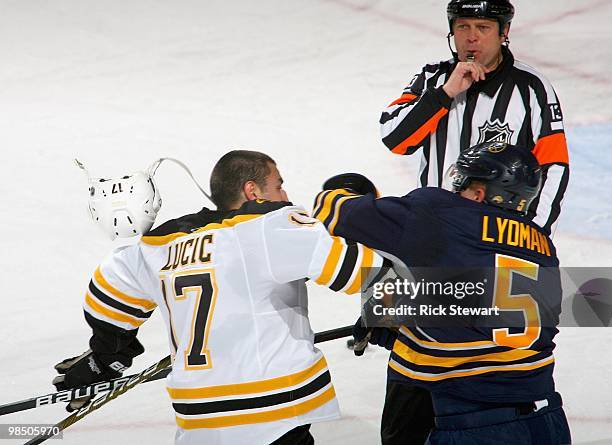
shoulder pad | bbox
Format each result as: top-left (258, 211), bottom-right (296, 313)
top-left (145, 208), bottom-right (227, 237)
top-left (144, 200), bottom-right (294, 238)
top-left (235, 199), bottom-right (293, 216)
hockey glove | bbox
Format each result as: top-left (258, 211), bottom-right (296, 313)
top-left (53, 341), bottom-right (143, 411)
top-left (369, 327), bottom-right (398, 351)
top-left (323, 173), bottom-right (378, 197)
top-left (353, 317), bottom-right (398, 356)
top-left (352, 317), bottom-right (372, 357)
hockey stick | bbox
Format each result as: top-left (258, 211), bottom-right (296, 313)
top-left (313, 324), bottom-right (353, 343)
top-left (23, 355), bottom-right (171, 445)
top-left (22, 325), bottom-right (353, 444)
top-left (0, 367), bottom-right (171, 417)
top-left (0, 325), bottom-right (353, 417)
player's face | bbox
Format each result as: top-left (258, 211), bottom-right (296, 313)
top-left (453, 18), bottom-right (508, 70)
top-left (259, 163), bottom-right (288, 202)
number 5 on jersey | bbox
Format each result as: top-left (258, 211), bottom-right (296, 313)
top-left (165, 269), bottom-right (218, 370)
top-left (492, 255), bottom-right (541, 350)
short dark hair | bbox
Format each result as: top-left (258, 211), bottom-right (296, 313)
top-left (210, 150), bottom-right (275, 210)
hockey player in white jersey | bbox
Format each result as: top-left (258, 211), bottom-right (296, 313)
top-left (52, 150), bottom-right (383, 445)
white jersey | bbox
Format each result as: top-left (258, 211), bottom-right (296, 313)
top-left (82, 200), bottom-right (382, 445)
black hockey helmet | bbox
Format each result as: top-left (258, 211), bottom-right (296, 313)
top-left (451, 141), bottom-right (541, 214)
top-left (447, 0), bottom-right (514, 35)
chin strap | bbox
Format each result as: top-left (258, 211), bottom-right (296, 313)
top-left (74, 158), bottom-right (91, 181)
top-left (75, 157), bottom-right (214, 204)
top-left (447, 32), bottom-right (459, 62)
top-left (74, 159), bottom-right (97, 200)
top-left (147, 157), bottom-right (213, 204)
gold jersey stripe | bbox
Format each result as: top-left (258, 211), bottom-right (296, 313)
top-left (94, 267), bottom-right (156, 311)
top-left (400, 326), bottom-right (497, 350)
top-left (327, 194), bottom-right (360, 235)
top-left (315, 189), bottom-right (354, 224)
top-left (141, 214), bottom-right (261, 246)
top-left (393, 339), bottom-right (539, 368)
top-left (388, 356), bottom-right (555, 382)
top-left (345, 246), bottom-right (375, 295)
top-left (168, 356), bottom-right (328, 399)
top-left (175, 386), bottom-right (336, 429)
top-left (85, 292), bottom-right (145, 328)
top-left (312, 190), bottom-right (329, 216)
top-left (315, 237), bottom-right (344, 286)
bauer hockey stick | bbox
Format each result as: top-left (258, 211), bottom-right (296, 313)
top-left (0, 365), bottom-right (172, 417)
top-left (22, 325), bottom-right (353, 444)
top-left (23, 355), bottom-right (171, 445)
top-left (1, 325), bottom-right (353, 417)
top-left (0, 368), bottom-right (172, 417)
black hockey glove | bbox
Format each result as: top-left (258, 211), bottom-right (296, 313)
top-left (369, 327), bottom-right (398, 351)
top-left (322, 173), bottom-right (378, 197)
top-left (352, 317), bottom-right (372, 357)
top-left (53, 341), bottom-right (144, 411)
top-left (353, 317), bottom-right (398, 356)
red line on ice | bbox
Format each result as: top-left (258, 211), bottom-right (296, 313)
top-left (324, 0), bottom-right (611, 86)
top-left (513, 0), bottom-right (612, 32)
top-left (323, 0), bottom-right (442, 37)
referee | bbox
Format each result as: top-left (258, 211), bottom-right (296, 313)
top-left (377, 1), bottom-right (569, 444)
top-left (380, 0), bottom-right (569, 237)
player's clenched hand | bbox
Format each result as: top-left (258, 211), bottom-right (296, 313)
top-left (443, 61), bottom-right (487, 98)
top-left (353, 317), bottom-right (398, 356)
top-left (53, 350), bottom-right (122, 411)
top-left (369, 328), bottom-right (398, 351)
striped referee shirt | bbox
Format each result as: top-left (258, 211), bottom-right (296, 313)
top-left (380, 47), bottom-right (569, 235)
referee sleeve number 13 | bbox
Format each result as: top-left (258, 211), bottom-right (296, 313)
top-left (167, 269), bottom-right (218, 370)
top-left (492, 255), bottom-right (541, 349)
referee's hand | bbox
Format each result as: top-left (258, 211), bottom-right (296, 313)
top-left (443, 61), bottom-right (486, 98)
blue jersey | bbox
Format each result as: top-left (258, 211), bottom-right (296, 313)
top-left (313, 187), bottom-right (561, 404)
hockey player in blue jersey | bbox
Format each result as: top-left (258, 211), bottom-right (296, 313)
top-left (313, 141), bottom-right (571, 445)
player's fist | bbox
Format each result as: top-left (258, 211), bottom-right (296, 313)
top-left (323, 173), bottom-right (378, 197)
top-left (369, 327), bottom-right (398, 351)
top-left (353, 317), bottom-right (398, 355)
top-left (442, 61), bottom-right (487, 98)
top-left (53, 350), bottom-right (123, 411)
top-left (352, 317), bottom-right (372, 357)
top-left (52, 340), bottom-right (143, 412)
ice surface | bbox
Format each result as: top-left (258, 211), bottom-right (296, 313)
top-left (1, 1), bottom-right (611, 443)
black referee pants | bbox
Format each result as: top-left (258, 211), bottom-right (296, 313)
top-left (381, 382), bottom-right (434, 445)
top-left (270, 424), bottom-right (314, 445)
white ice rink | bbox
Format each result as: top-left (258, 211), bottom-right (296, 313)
top-left (1, 1), bottom-right (612, 443)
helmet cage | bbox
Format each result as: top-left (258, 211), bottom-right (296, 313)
top-left (87, 171), bottom-right (162, 240)
top-left (76, 157), bottom-right (213, 241)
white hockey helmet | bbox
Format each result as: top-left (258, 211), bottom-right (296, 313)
top-left (77, 160), bottom-right (162, 240)
top-left (76, 158), bottom-right (212, 240)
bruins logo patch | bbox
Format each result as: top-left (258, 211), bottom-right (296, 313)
top-left (288, 211), bottom-right (318, 226)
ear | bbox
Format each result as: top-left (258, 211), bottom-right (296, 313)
top-left (242, 180), bottom-right (265, 201)
top-left (473, 186), bottom-right (486, 203)
top-left (460, 184), bottom-right (486, 202)
top-left (470, 184), bottom-right (486, 202)
top-left (242, 180), bottom-right (259, 201)
top-left (501, 23), bottom-right (510, 41)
